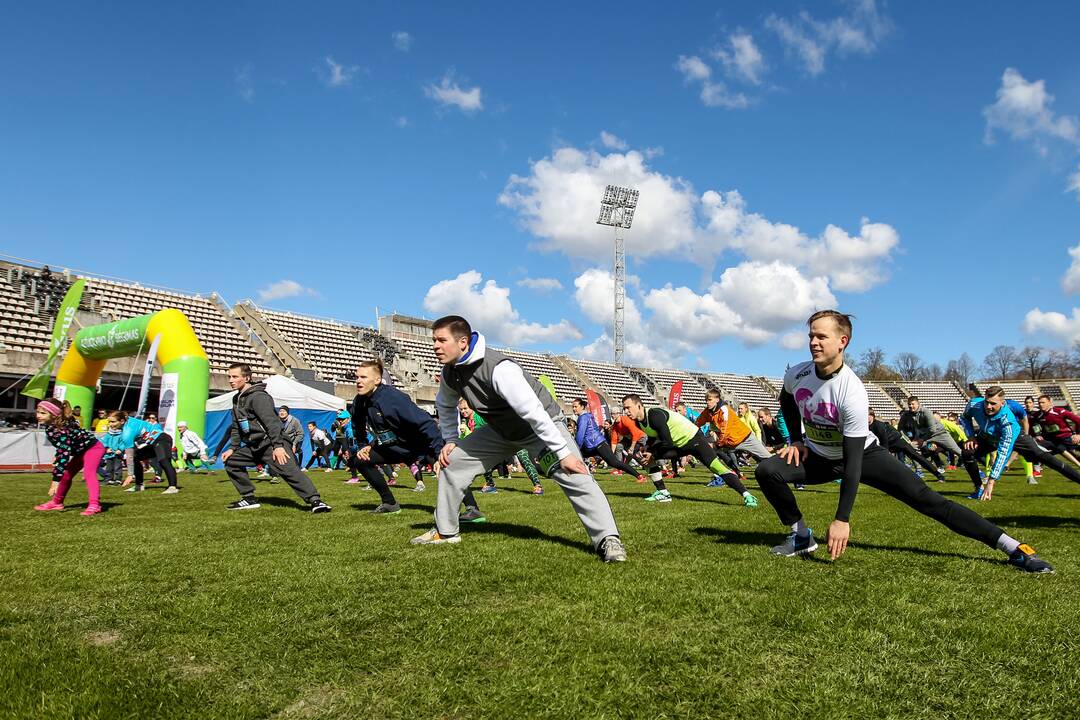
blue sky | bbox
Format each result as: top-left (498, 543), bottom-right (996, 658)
top-left (3, 1), bottom-right (1080, 374)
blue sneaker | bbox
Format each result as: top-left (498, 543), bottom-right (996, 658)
top-left (705, 475), bottom-right (726, 488)
top-left (965, 487), bottom-right (984, 500)
top-left (479, 485), bottom-right (498, 494)
top-left (1007, 544), bottom-right (1053, 573)
top-left (770, 530), bottom-right (818, 557)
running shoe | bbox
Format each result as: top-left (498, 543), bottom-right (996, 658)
top-left (1027, 476), bottom-right (1039, 485)
top-left (531, 484), bottom-right (544, 496)
top-left (413, 480), bottom-right (426, 492)
top-left (1007, 544), bottom-right (1054, 574)
top-left (410, 529), bottom-right (461, 545)
top-left (80, 504), bottom-right (102, 517)
top-left (743, 493), bottom-right (759, 508)
top-left (257, 470), bottom-right (270, 478)
top-left (226, 497), bottom-right (261, 511)
top-left (34, 499), bottom-right (65, 512)
top-left (770, 530), bottom-right (818, 557)
top-left (323, 468), bottom-right (333, 473)
top-left (610, 470), bottom-right (623, 476)
top-left (965, 487), bottom-right (984, 500)
top-left (459, 506), bottom-right (487, 523)
top-left (946, 465), bottom-right (957, 471)
top-left (345, 477), bottom-right (362, 484)
top-left (309, 500), bottom-right (332, 513)
top-left (124, 485), bottom-right (144, 493)
top-left (1033, 467), bottom-right (1043, 478)
top-left (372, 503), bottom-right (401, 515)
top-left (794, 484), bottom-right (806, 490)
top-left (645, 489), bottom-right (672, 503)
top-left (598, 535), bottom-right (627, 563)
top-left (935, 474), bottom-right (947, 483)
top-left (479, 485), bottom-right (498, 494)
top-left (162, 486), bottom-right (180, 495)
top-left (387, 476), bottom-right (397, 486)
top-left (705, 476), bottom-right (726, 488)
top-left (635, 477), bottom-right (648, 484)
top-left (936, 467), bottom-right (946, 475)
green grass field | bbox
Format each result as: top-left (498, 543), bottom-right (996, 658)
top-left (2, 464), bottom-right (1078, 719)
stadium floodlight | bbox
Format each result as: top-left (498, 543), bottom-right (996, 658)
top-left (596, 184), bottom-right (640, 365)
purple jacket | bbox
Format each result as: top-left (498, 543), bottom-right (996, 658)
top-left (575, 412), bottom-right (605, 451)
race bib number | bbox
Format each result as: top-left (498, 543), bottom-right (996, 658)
top-left (804, 423), bottom-right (842, 446)
top-left (536, 449), bottom-right (560, 477)
top-left (375, 429), bottom-right (398, 445)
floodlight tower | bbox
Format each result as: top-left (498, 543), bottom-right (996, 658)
top-left (596, 184), bottom-right (639, 365)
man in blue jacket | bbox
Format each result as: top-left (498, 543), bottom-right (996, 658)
top-left (960, 385), bottom-right (1080, 500)
top-left (571, 398), bottom-right (642, 480)
top-left (351, 358), bottom-right (484, 520)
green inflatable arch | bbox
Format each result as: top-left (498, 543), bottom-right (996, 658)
top-left (54, 309), bottom-right (210, 437)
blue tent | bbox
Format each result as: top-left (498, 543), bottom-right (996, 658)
top-left (204, 374), bottom-right (346, 466)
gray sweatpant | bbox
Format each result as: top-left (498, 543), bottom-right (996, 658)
top-left (436, 423), bottom-right (620, 548)
top-left (925, 431), bottom-right (963, 456)
top-left (734, 433), bottom-right (773, 461)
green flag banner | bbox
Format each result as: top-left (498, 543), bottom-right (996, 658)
top-left (21, 279), bottom-right (86, 400)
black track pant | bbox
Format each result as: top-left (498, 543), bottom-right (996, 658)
top-left (755, 444), bottom-right (1004, 548)
top-left (134, 435), bottom-right (178, 488)
top-left (583, 443), bottom-right (641, 478)
top-left (962, 434), bottom-right (1080, 491)
top-left (226, 445), bottom-right (320, 503)
top-left (306, 445), bottom-right (330, 469)
top-left (890, 441), bottom-right (944, 479)
top-left (355, 445), bottom-right (479, 509)
top-left (648, 433), bottom-right (748, 495)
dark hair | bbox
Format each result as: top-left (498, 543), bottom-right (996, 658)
top-left (1038, 394), bottom-right (1052, 402)
top-left (868, 409), bottom-right (876, 418)
top-left (1025, 395), bottom-right (1035, 402)
top-left (358, 358), bottom-right (385, 376)
top-left (307, 421), bottom-right (316, 427)
top-left (706, 388), bottom-right (721, 399)
top-left (984, 385), bottom-right (1005, 399)
top-left (432, 315), bottom-right (471, 339)
top-left (907, 395), bottom-right (919, 403)
top-left (572, 398), bottom-right (587, 407)
top-left (278, 405), bottom-right (290, 413)
top-left (229, 362), bottom-right (253, 379)
top-left (807, 310), bottom-right (854, 340)
top-left (622, 393), bottom-right (643, 405)
top-left (109, 410), bottom-right (128, 423)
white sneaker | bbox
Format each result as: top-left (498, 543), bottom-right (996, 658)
top-left (257, 470), bottom-right (270, 478)
top-left (125, 486), bottom-right (144, 493)
top-left (324, 468), bottom-right (332, 473)
top-left (413, 480), bottom-right (426, 492)
top-left (410, 528), bottom-right (461, 545)
top-left (1027, 476), bottom-right (1039, 485)
top-left (162, 486), bottom-right (180, 495)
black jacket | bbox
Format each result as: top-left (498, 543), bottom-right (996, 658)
top-left (229, 382), bottom-right (287, 451)
top-left (351, 383), bottom-right (443, 454)
top-left (869, 418), bottom-right (903, 450)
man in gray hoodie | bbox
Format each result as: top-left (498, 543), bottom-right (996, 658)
top-left (411, 316), bottom-right (626, 562)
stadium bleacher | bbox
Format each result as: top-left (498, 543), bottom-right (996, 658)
top-left (245, 304), bottom-right (381, 383)
top-left (865, 383), bottom-right (902, 420)
top-left (569, 358), bottom-right (659, 407)
top-left (977, 380), bottom-right (1038, 402)
top-left (893, 381), bottom-right (968, 415)
top-left (698, 373), bottom-right (780, 414)
top-left (494, 348), bottom-right (585, 402)
top-left (633, 366), bottom-right (710, 410)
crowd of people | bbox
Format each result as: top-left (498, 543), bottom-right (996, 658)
top-left (25, 310), bottom-right (1080, 572)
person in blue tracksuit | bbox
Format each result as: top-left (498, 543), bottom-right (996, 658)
top-left (572, 398), bottom-right (642, 479)
top-left (959, 385), bottom-right (1080, 500)
top-left (100, 411), bottom-right (179, 493)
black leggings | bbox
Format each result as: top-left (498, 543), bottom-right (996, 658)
top-left (890, 441), bottom-right (944, 479)
top-left (648, 433), bottom-right (748, 495)
top-left (355, 445), bottom-right (479, 509)
top-left (583, 443), bottom-right (641, 478)
top-left (755, 444), bottom-right (1004, 549)
top-left (962, 434), bottom-right (1080, 491)
top-left (134, 435), bottom-right (178, 488)
top-left (306, 444), bottom-right (330, 469)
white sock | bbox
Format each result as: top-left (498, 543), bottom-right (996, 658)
top-left (996, 534), bottom-right (1021, 554)
top-left (742, 490), bottom-right (751, 498)
top-left (791, 519), bottom-right (810, 537)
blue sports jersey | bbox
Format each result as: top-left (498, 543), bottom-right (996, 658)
top-left (1005, 399), bottom-right (1027, 420)
top-left (960, 398), bottom-right (1020, 480)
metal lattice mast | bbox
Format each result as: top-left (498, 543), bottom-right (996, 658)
top-left (596, 185), bottom-right (639, 366)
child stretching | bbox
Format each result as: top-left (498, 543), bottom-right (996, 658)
top-left (34, 399), bottom-right (105, 516)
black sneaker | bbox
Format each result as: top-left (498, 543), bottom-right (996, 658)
top-left (226, 497), bottom-right (261, 511)
top-left (309, 499), bottom-right (332, 514)
top-left (1008, 544), bottom-right (1054, 574)
top-left (459, 506), bottom-right (486, 523)
top-left (372, 503), bottom-right (401, 515)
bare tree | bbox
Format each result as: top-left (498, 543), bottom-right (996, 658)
top-left (893, 352), bottom-right (925, 381)
top-left (982, 345), bottom-right (1019, 379)
top-left (855, 347), bottom-right (898, 381)
top-left (1019, 346), bottom-right (1054, 380)
top-left (924, 363), bottom-right (944, 381)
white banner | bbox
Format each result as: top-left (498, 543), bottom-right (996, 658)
top-left (136, 333), bottom-right (162, 419)
top-left (52, 384), bottom-right (67, 402)
top-left (0, 429), bottom-right (55, 471)
top-left (158, 372), bottom-right (180, 438)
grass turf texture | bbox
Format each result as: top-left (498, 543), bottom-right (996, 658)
top-left (1, 464), bottom-right (1078, 720)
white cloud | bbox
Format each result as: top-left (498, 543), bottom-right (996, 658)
top-left (983, 68), bottom-right (1079, 152)
top-left (235, 63), bottom-right (255, 102)
top-left (766, 0), bottom-right (891, 76)
top-left (321, 56), bottom-right (359, 88)
top-left (780, 331), bottom-right (807, 350)
top-left (1063, 243), bottom-right (1080, 294)
top-left (1022, 308), bottom-right (1080, 346)
top-left (257, 280), bottom-right (318, 303)
top-left (424, 73), bottom-right (483, 113)
top-left (517, 277), bottom-right (564, 292)
top-left (1069, 166), bottom-right (1080, 201)
top-left (713, 32), bottom-right (766, 85)
top-left (675, 55), bottom-right (749, 109)
top-left (599, 131), bottom-right (628, 151)
top-left (423, 270), bottom-right (580, 345)
top-left (500, 143), bottom-right (899, 293)
top-left (392, 31), bottom-right (413, 52)
top-left (395, 116), bottom-right (409, 128)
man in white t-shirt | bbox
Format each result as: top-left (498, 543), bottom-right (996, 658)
top-left (753, 310), bottom-right (1053, 573)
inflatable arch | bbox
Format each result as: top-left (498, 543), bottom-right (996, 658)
top-left (55, 309), bottom-right (210, 436)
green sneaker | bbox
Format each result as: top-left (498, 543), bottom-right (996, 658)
top-left (645, 489), bottom-right (672, 503)
top-left (743, 493), bottom-right (759, 508)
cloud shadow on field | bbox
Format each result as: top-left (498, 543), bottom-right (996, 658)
top-left (988, 514), bottom-right (1080, 529)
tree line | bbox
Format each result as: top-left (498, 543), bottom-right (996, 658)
top-left (852, 345), bottom-right (1080, 385)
